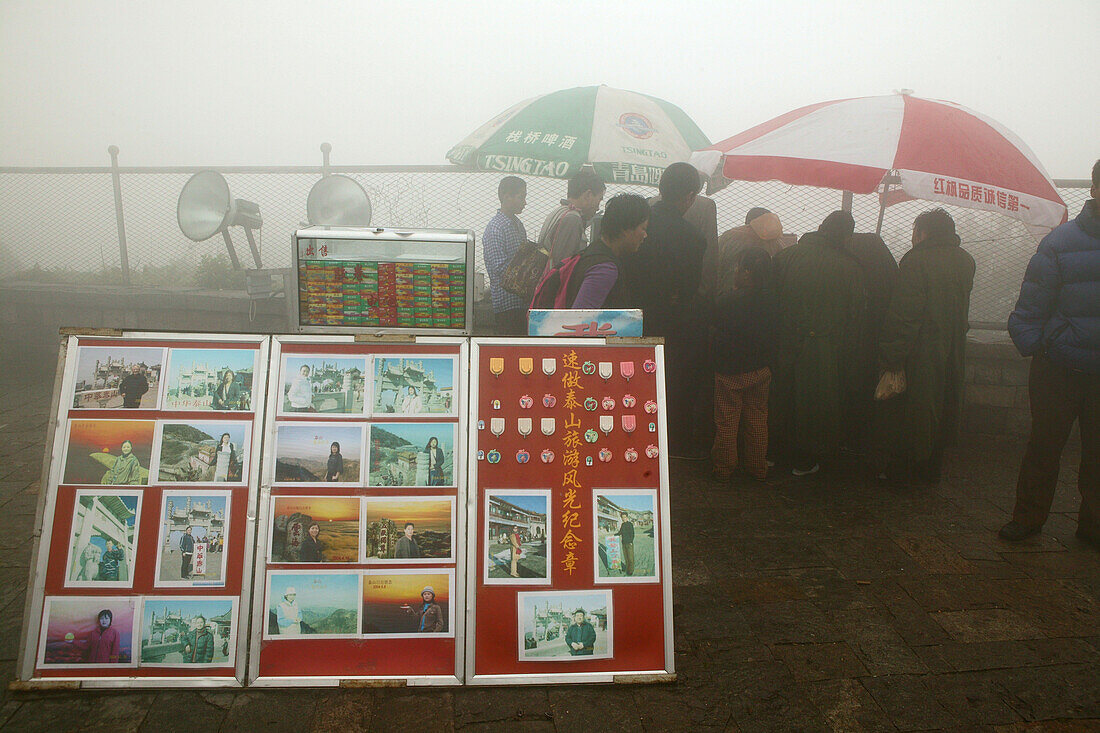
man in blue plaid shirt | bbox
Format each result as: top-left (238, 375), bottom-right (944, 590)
top-left (482, 176), bottom-right (529, 334)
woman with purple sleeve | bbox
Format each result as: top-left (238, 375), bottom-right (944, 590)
top-left (563, 194), bottom-right (650, 310)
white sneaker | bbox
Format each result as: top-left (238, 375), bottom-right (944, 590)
top-left (791, 464), bottom-right (820, 477)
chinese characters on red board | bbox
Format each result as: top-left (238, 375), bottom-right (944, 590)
top-left (559, 350), bottom-right (583, 576)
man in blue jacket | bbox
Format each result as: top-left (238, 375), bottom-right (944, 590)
top-left (1000, 160), bottom-right (1100, 548)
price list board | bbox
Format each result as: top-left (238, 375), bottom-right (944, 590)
top-left (298, 260), bottom-right (467, 330)
top-left (18, 333), bottom-right (270, 686)
top-left (248, 335), bottom-right (467, 686)
top-left (292, 227), bottom-right (474, 335)
top-left (465, 338), bottom-right (674, 684)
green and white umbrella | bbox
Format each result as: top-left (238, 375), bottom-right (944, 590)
top-left (446, 85), bottom-right (710, 186)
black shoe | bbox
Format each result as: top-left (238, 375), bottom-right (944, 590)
top-left (1075, 527), bottom-right (1100, 550)
top-left (998, 520), bottom-right (1041, 542)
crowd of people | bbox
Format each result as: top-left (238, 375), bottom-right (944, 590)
top-left (482, 159), bottom-right (1100, 548)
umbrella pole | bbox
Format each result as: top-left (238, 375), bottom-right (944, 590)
top-left (842, 190), bottom-right (853, 213)
top-left (876, 180), bottom-right (890, 236)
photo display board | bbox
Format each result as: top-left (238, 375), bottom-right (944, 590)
top-left (293, 227), bottom-right (473, 334)
top-left (249, 335), bottom-right (467, 685)
top-left (466, 338), bottom-right (674, 684)
top-left (19, 333), bottom-right (270, 686)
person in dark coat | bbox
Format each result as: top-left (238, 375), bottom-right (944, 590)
top-left (184, 616), bottom-right (216, 663)
top-left (621, 163), bottom-right (707, 458)
top-left (877, 209), bottom-right (975, 482)
top-left (325, 442), bottom-right (343, 482)
top-left (118, 364), bottom-right (149, 408)
top-left (710, 247), bottom-right (778, 480)
top-left (559, 194), bottom-right (650, 310)
top-left (770, 211), bottom-right (866, 475)
top-left (97, 540), bottom-right (125, 581)
top-left (395, 522), bottom-right (420, 558)
top-left (210, 369), bottom-right (242, 410)
top-left (179, 526), bottom-right (195, 579)
top-left (564, 609), bottom-right (597, 655)
top-left (1000, 160), bottom-right (1100, 547)
top-left (615, 512), bottom-right (636, 576)
top-left (424, 437), bottom-right (446, 486)
top-left (299, 522), bottom-right (324, 562)
top-left (845, 232), bottom-right (899, 452)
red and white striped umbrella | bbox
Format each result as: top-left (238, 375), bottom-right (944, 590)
top-left (691, 93), bottom-right (1067, 235)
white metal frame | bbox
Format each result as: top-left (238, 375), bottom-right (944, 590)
top-left (464, 337), bottom-right (675, 686)
top-left (17, 331), bottom-right (271, 688)
top-left (248, 334), bottom-right (467, 687)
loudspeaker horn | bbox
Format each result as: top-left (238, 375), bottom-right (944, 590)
top-left (306, 174), bottom-right (372, 226)
top-left (176, 170), bottom-right (263, 269)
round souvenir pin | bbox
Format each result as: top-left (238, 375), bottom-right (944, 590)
top-left (516, 449), bottom-right (530, 464)
top-left (622, 394), bottom-right (636, 408)
top-left (542, 393), bottom-right (557, 408)
top-left (644, 399), bottom-right (658, 414)
top-left (584, 397), bottom-right (598, 411)
top-left (477, 449), bottom-right (485, 461)
top-left (584, 429), bottom-right (599, 443)
top-left (598, 447), bottom-right (613, 463)
top-left (582, 361), bottom-right (596, 375)
top-left (625, 447), bottom-right (638, 462)
top-left (643, 359), bottom-right (657, 373)
top-left (487, 449), bottom-right (502, 464)
top-left (645, 444), bottom-right (659, 459)
top-left (601, 396), bottom-right (616, 411)
top-left (519, 394), bottom-right (534, 409)
top-left (540, 448), bottom-right (555, 464)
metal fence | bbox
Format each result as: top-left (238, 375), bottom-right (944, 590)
top-left (0, 151), bottom-right (1089, 327)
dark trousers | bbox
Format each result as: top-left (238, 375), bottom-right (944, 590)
top-left (494, 308), bottom-right (528, 336)
top-left (1012, 354), bottom-right (1100, 534)
top-left (665, 331), bottom-right (705, 453)
top-left (181, 552), bottom-right (193, 579)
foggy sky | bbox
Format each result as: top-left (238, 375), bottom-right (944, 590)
top-left (1, 0), bottom-right (1096, 178)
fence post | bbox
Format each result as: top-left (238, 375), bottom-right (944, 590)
top-left (321, 142), bottom-right (331, 177)
top-left (108, 145), bottom-right (131, 284)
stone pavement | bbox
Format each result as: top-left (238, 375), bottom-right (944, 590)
top-left (0, 369), bottom-right (1097, 732)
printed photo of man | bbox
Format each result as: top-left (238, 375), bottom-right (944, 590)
top-left (179, 526), bottom-right (195, 580)
top-left (395, 522), bottom-right (420, 558)
top-left (565, 609), bottom-right (596, 656)
top-left (118, 364), bottom-right (149, 409)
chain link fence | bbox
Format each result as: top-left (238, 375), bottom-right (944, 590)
top-left (0, 162), bottom-right (1089, 326)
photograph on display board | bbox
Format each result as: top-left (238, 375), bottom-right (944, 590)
top-left (265, 571), bottom-right (361, 638)
top-left (371, 355), bottom-right (457, 416)
top-left (269, 496), bottom-right (360, 563)
top-left (154, 421), bottom-right (250, 484)
top-left (367, 422), bottom-right (456, 487)
top-left (154, 491), bottom-right (231, 588)
top-left (518, 590), bottom-right (613, 661)
top-left (483, 490), bottom-right (550, 584)
top-left (163, 348), bottom-right (257, 411)
top-left (361, 570), bottom-right (454, 637)
top-left (274, 423), bottom-right (363, 485)
top-left (38, 596), bottom-right (138, 668)
top-left (139, 597), bottom-right (237, 667)
top-left (64, 490), bottom-right (142, 588)
top-left (62, 419), bottom-right (155, 486)
top-left (71, 346), bottom-right (165, 410)
top-left (363, 496), bottom-right (455, 562)
top-left (279, 355), bottom-right (367, 416)
top-left (594, 490), bottom-right (660, 583)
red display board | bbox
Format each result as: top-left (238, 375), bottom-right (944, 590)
top-left (248, 336), bottom-right (466, 685)
top-left (20, 334), bottom-right (269, 685)
top-left (466, 338), bottom-right (673, 684)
